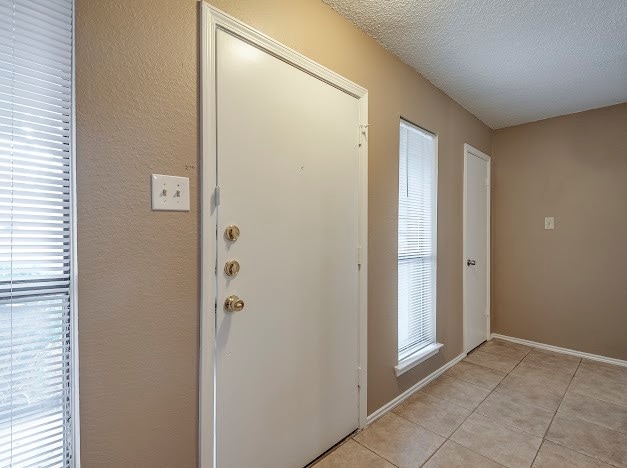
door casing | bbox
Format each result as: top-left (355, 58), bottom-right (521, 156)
top-left (199, 5), bottom-right (369, 467)
top-left (463, 144), bottom-right (491, 353)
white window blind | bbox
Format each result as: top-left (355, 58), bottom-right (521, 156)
top-left (0, 1), bottom-right (75, 466)
top-left (398, 120), bottom-right (437, 361)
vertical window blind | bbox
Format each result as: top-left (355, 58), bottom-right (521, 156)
top-left (0, 1), bottom-right (75, 466)
top-left (398, 120), bottom-right (437, 361)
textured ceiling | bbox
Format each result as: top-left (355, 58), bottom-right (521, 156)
top-left (323, 0), bottom-right (627, 128)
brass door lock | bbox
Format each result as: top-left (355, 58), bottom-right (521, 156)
top-left (224, 260), bottom-right (240, 277)
top-left (224, 295), bottom-right (245, 312)
top-left (224, 225), bottom-right (240, 241)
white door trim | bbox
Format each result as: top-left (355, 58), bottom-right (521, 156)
top-left (463, 144), bottom-right (491, 353)
top-left (200, 5), bottom-right (369, 467)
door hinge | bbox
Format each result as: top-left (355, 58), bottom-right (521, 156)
top-left (357, 366), bottom-right (363, 389)
top-left (356, 246), bottom-right (362, 267)
top-left (214, 186), bottom-right (221, 206)
top-left (359, 124), bottom-right (369, 148)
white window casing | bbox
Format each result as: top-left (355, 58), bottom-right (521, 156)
top-left (396, 120), bottom-right (440, 376)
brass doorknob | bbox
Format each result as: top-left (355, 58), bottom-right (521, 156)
top-left (224, 260), bottom-right (240, 277)
top-left (224, 295), bottom-right (245, 312)
top-left (224, 225), bottom-right (240, 241)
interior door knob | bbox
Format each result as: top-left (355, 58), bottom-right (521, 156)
top-left (467, 259), bottom-right (476, 266)
top-left (224, 295), bottom-right (245, 312)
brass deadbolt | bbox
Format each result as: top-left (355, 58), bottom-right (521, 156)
top-left (224, 225), bottom-right (240, 241)
top-left (224, 260), bottom-right (240, 277)
top-left (224, 295), bottom-right (245, 312)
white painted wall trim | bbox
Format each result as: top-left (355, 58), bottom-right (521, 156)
top-left (366, 353), bottom-right (466, 425)
top-left (394, 343), bottom-right (443, 377)
top-left (491, 334), bottom-right (627, 368)
top-left (200, 4), bottom-right (369, 467)
top-left (463, 144), bottom-right (491, 353)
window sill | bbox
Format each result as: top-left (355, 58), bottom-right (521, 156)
top-left (394, 343), bottom-right (443, 377)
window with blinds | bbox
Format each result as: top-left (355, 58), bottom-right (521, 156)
top-left (0, 1), bottom-right (75, 466)
top-left (398, 120), bottom-right (437, 362)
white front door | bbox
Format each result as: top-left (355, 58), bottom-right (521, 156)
top-left (464, 146), bottom-right (491, 353)
top-left (214, 29), bottom-right (361, 468)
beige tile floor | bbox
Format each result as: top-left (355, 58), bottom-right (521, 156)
top-left (313, 339), bottom-right (627, 468)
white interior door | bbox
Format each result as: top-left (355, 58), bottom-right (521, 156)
top-left (464, 146), bottom-right (491, 353)
top-left (214, 29), bottom-right (361, 468)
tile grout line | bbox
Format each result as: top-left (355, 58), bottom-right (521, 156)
top-left (417, 445), bottom-right (440, 467)
top-left (487, 388), bottom-right (558, 413)
top-left (542, 358), bottom-right (582, 437)
top-left (487, 346), bottom-right (567, 413)
top-left (352, 438), bottom-right (400, 467)
top-left (418, 343), bottom-right (527, 467)
top-left (450, 347), bottom-right (525, 450)
top-left (472, 340), bottom-right (532, 361)
top-left (414, 343), bottom-right (545, 467)
top-left (392, 410), bottom-right (447, 433)
top-left (466, 347), bottom-right (530, 374)
top-left (367, 365), bottom-right (504, 467)
top-left (391, 376), bottom-right (531, 465)
top-left (426, 441), bottom-right (508, 468)
top-left (468, 346), bottom-right (626, 468)
top-left (429, 348), bottom-right (521, 465)
top-left (320, 342), bottom-right (625, 467)
top-left (568, 390), bottom-right (627, 412)
top-left (443, 363), bottom-right (508, 388)
top-left (529, 354), bottom-right (581, 467)
top-left (541, 438), bottom-right (622, 468)
top-left (450, 347), bottom-right (625, 468)
top-left (399, 384), bottom-right (488, 411)
top-left (409, 404), bottom-right (504, 468)
top-left (447, 344), bottom-right (554, 467)
top-left (566, 360), bottom-right (627, 411)
top-left (323, 354), bottom-right (498, 467)
top-left (473, 397), bottom-right (555, 438)
top-left (494, 344), bottom-right (565, 468)
top-left (377, 411), bottom-right (449, 466)
top-left (542, 360), bottom-right (627, 468)
top-left (306, 431), bottom-right (360, 467)
top-left (557, 400), bottom-right (627, 436)
top-left (421, 374), bottom-right (494, 404)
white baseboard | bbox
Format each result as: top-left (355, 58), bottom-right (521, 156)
top-left (366, 352), bottom-right (467, 425)
top-left (491, 334), bottom-right (627, 368)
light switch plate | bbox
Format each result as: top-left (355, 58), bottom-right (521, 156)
top-left (544, 216), bottom-right (555, 230)
top-left (151, 174), bottom-right (190, 211)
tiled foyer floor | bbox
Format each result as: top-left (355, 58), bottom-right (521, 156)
top-left (314, 339), bottom-right (627, 468)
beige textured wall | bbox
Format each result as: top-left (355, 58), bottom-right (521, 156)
top-left (492, 103), bottom-right (627, 360)
top-left (77, 0), bottom-right (491, 465)
top-left (76, 1), bottom-right (199, 466)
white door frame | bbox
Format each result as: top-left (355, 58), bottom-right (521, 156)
top-left (199, 5), bottom-right (369, 467)
top-left (462, 144), bottom-right (491, 353)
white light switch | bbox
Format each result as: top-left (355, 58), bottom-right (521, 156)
top-left (151, 174), bottom-right (190, 211)
top-left (544, 216), bottom-right (555, 230)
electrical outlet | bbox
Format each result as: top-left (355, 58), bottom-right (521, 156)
top-left (544, 216), bottom-right (555, 230)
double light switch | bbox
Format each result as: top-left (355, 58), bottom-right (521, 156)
top-left (151, 174), bottom-right (190, 211)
